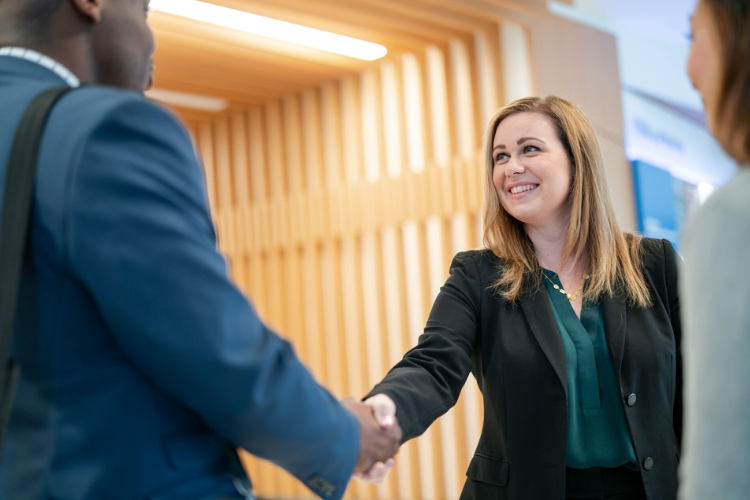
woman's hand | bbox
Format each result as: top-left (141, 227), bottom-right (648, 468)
top-left (353, 394), bottom-right (398, 483)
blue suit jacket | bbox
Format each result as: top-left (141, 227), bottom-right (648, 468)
top-left (0, 55), bottom-right (359, 500)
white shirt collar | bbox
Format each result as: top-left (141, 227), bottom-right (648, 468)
top-left (0, 46), bottom-right (81, 88)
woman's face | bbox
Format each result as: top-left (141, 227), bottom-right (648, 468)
top-left (492, 112), bottom-right (573, 228)
top-left (687, 0), bottom-right (722, 132)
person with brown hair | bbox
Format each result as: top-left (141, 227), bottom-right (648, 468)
top-left (359, 96), bottom-right (682, 499)
top-left (681, 1), bottom-right (750, 498)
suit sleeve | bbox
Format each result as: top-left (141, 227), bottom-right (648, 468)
top-left (65, 97), bottom-right (358, 499)
top-left (662, 239), bottom-right (683, 451)
top-left (365, 252), bottom-right (481, 441)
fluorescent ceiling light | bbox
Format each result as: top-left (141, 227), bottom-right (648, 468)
top-left (146, 88), bottom-right (229, 112)
top-left (149, 0), bottom-right (388, 61)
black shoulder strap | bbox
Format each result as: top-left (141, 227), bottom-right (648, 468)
top-left (0, 87), bottom-right (72, 453)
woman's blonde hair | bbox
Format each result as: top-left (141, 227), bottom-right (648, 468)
top-left (482, 96), bottom-right (651, 307)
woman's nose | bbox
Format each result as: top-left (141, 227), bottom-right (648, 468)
top-left (505, 158), bottom-right (525, 176)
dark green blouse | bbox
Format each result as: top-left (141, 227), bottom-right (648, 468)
top-left (542, 270), bottom-right (637, 469)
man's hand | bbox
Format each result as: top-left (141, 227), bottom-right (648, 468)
top-left (353, 394), bottom-right (398, 483)
top-left (341, 397), bottom-right (401, 473)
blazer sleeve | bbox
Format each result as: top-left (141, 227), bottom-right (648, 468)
top-left (365, 251), bottom-right (482, 441)
top-left (662, 239), bottom-right (683, 450)
top-left (65, 97), bottom-right (358, 499)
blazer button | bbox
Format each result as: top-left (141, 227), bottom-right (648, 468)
top-left (643, 457), bottom-right (654, 471)
top-left (627, 393), bottom-right (637, 406)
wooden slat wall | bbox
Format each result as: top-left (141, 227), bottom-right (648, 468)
top-left (177, 8), bottom-right (626, 497)
top-left (185, 36), bottom-right (494, 500)
top-left (185, 30), bottom-right (501, 500)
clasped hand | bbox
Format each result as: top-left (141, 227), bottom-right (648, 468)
top-left (341, 394), bottom-right (399, 484)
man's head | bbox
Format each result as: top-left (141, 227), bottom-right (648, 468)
top-left (0, 0), bottom-right (155, 91)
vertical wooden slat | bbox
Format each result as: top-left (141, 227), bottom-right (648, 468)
top-left (248, 108), bottom-right (270, 203)
top-left (302, 88), bottom-right (324, 193)
top-left (499, 22), bottom-right (535, 104)
top-left (402, 53), bottom-right (427, 174)
top-left (361, 69), bottom-right (385, 184)
top-left (474, 29), bottom-right (502, 128)
top-left (266, 101), bottom-right (287, 199)
top-left (425, 46), bottom-right (453, 168)
top-left (196, 122), bottom-right (217, 213)
top-left (321, 82), bottom-right (344, 189)
top-left (449, 39), bottom-right (478, 161)
top-left (341, 77), bottom-right (365, 185)
top-left (380, 60), bottom-right (405, 179)
top-left (283, 94), bottom-right (307, 194)
top-left (214, 117), bottom-right (235, 210)
top-left (231, 111), bottom-right (251, 205)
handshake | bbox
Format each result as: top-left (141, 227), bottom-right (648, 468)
top-left (341, 394), bottom-right (400, 483)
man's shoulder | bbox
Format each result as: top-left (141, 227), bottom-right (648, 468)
top-left (53, 86), bottom-right (183, 135)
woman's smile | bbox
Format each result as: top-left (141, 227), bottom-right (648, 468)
top-left (507, 182), bottom-right (540, 198)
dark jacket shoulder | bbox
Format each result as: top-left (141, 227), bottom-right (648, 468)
top-left (638, 237), bottom-right (678, 279)
top-left (453, 248), bottom-right (502, 277)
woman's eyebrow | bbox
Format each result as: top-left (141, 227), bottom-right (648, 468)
top-left (517, 137), bottom-right (545, 145)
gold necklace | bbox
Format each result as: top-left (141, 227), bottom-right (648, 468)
top-left (543, 272), bottom-right (590, 301)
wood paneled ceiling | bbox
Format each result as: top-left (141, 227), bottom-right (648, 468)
top-left (149, 0), bottom-right (569, 120)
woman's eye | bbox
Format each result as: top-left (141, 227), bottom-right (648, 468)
top-left (524, 145), bottom-right (539, 153)
top-left (495, 153), bottom-right (508, 162)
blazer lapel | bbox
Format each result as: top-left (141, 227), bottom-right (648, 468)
top-left (601, 290), bottom-right (627, 385)
top-left (519, 286), bottom-right (567, 396)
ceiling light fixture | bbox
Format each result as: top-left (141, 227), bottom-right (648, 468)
top-left (149, 0), bottom-right (388, 61)
top-left (146, 88), bottom-right (229, 112)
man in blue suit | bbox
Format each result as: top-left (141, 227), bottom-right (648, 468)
top-left (0, 0), bottom-right (401, 499)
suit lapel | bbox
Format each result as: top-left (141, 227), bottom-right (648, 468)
top-left (601, 290), bottom-right (627, 385)
top-left (519, 285), bottom-right (567, 396)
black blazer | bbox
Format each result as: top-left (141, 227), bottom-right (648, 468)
top-left (366, 238), bottom-right (682, 500)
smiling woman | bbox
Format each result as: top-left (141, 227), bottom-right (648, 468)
top-left (362, 95), bottom-right (684, 499)
top-left (482, 96), bottom-right (650, 311)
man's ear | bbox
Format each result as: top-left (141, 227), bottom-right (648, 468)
top-left (68, 0), bottom-right (103, 23)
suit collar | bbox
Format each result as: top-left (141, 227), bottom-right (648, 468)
top-left (519, 280), bottom-right (630, 396)
top-left (601, 289), bottom-right (627, 386)
top-left (0, 50), bottom-right (75, 88)
top-left (519, 283), bottom-right (567, 396)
